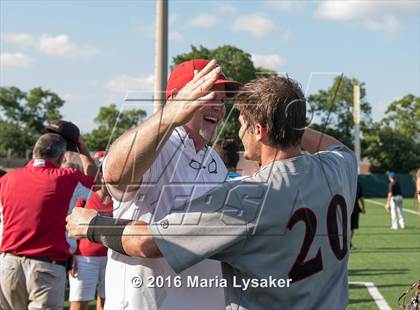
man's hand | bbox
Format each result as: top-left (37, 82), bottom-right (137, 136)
top-left (66, 207), bottom-right (98, 239)
top-left (163, 59), bottom-right (221, 127)
top-left (69, 257), bottom-right (78, 278)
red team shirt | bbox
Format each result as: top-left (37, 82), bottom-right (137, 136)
top-left (74, 191), bottom-right (113, 257)
top-left (0, 160), bottom-right (95, 261)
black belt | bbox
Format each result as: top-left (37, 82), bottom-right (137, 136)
top-left (6, 253), bottom-right (67, 267)
top-left (27, 255), bottom-right (67, 267)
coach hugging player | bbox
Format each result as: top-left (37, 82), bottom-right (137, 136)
top-left (67, 59), bottom-right (357, 310)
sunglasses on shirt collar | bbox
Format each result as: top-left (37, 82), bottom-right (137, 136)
top-left (189, 157), bottom-right (218, 174)
top-left (175, 128), bottom-right (218, 174)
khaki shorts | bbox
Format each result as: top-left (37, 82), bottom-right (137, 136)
top-left (0, 252), bottom-right (66, 310)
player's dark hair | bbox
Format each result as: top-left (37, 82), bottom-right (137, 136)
top-left (213, 139), bottom-right (240, 169)
top-left (234, 76), bottom-right (306, 149)
top-left (0, 169), bottom-right (6, 178)
top-left (33, 133), bottom-right (67, 161)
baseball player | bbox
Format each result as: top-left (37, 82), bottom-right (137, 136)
top-left (74, 59), bottom-right (239, 309)
top-left (68, 75), bottom-right (357, 309)
top-left (350, 179), bottom-right (365, 249)
top-left (386, 172), bottom-right (405, 229)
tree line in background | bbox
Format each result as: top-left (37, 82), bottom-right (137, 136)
top-left (0, 45), bottom-right (419, 173)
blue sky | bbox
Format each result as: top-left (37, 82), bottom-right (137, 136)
top-left (1, 0), bottom-right (419, 132)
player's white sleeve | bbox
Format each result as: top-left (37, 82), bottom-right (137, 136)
top-left (316, 144), bottom-right (358, 205)
top-left (316, 144), bottom-right (357, 177)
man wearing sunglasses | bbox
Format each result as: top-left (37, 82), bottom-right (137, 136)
top-left (73, 59), bottom-right (239, 309)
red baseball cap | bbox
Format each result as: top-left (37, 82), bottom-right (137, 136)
top-left (166, 59), bottom-right (241, 99)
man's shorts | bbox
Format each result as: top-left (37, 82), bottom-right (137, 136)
top-left (351, 211), bottom-right (359, 230)
top-left (69, 255), bottom-right (107, 301)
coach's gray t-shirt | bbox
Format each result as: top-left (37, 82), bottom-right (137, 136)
top-left (150, 144), bottom-right (357, 310)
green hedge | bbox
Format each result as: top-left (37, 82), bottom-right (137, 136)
top-left (359, 173), bottom-right (415, 198)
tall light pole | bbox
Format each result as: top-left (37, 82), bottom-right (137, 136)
top-left (353, 84), bottom-right (361, 173)
top-left (153, 0), bottom-right (168, 112)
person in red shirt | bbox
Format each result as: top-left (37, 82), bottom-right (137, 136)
top-left (0, 132), bottom-right (96, 310)
top-left (69, 151), bottom-right (113, 310)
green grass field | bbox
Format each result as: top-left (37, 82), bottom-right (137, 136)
top-left (348, 198), bottom-right (419, 310)
top-left (64, 198), bottom-right (419, 310)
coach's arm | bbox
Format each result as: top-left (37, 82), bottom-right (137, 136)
top-left (66, 207), bottom-right (161, 258)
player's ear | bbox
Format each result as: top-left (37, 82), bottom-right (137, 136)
top-left (255, 123), bottom-right (267, 142)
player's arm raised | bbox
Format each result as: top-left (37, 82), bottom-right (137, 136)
top-left (301, 128), bottom-right (343, 154)
top-left (103, 60), bottom-right (221, 194)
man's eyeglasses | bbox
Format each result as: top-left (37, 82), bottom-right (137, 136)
top-left (189, 157), bottom-right (218, 174)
